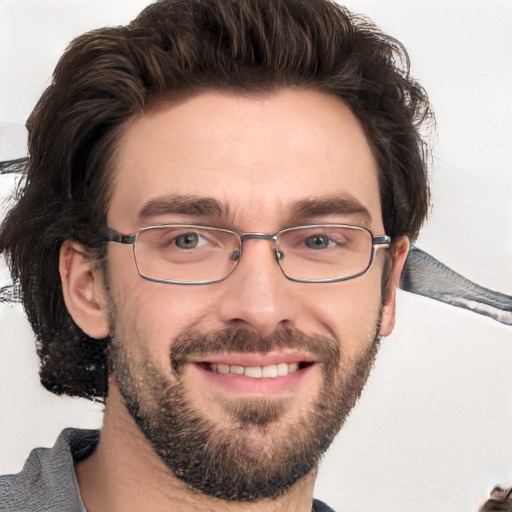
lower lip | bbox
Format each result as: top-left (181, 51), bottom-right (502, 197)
top-left (191, 363), bottom-right (316, 395)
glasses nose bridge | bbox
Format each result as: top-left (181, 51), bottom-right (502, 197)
top-left (239, 232), bottom-right (276, 243)
top-left (238, 232), bottom-right (281, 262)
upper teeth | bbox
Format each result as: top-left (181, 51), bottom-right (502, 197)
top-left (211, 362), bottom-right (299, 378)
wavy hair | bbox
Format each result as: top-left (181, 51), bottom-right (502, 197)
top-left (0, 0), bottom-right (433, 400)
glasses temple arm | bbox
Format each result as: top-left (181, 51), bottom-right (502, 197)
top-left (104, 227), bottom-right (136, 244)
top-left (373, 235), bottom-right (391, 248)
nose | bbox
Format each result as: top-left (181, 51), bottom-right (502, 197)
top-left (216, 238), bottom-right (301, 336)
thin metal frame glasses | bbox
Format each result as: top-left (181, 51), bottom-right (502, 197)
top-left (105, 224), bottom-right (391, 285)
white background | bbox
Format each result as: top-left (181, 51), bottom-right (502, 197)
top-left (1, 1), bottom-right (511, 511)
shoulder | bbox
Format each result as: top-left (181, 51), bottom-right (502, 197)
top-left (0, 428), bottom-right (99, 512)
top-left (313, 497), bottom-right (337, 511)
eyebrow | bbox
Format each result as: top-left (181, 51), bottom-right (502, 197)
top-left (287, 195), bottom-right (372, 225)
top-left (138, 194), bottom-right (228, 222)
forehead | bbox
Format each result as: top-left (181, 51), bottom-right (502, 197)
top-left (108, 88), bottom-right (382, 231)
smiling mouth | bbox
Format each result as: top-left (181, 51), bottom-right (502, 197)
top-left (198, 362), bottom-right (314, 379)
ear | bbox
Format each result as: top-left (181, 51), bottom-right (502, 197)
top-left (59, 240), bottom-right (110, 339)
top-left (379, 236), bottom-right (410, 337)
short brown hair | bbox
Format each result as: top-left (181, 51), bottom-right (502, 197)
top-left (0, 0), bottom-right (433, 400)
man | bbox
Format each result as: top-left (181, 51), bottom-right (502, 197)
top-left (0, 0), bottom-right (432, 510)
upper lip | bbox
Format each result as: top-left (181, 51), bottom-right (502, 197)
top-left (192, 351), bottom-right (317, 367)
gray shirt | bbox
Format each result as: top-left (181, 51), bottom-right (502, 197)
top-left (0, 429), bottom-right (97, 511)
top-left (0, 429), bottom-right (335, 511)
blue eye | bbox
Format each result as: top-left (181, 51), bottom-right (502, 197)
top-left (305, 235), bottom-right (331, 249)
top-left (174, 233), bottom-right (201, 249)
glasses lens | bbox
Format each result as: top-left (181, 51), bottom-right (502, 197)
top-left (134, 225), bottom-right (240, 283)
top-left (277, 225), bottom-right (373, 281)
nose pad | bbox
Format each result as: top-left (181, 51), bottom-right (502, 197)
top-left (229, 248), bottom-right (241, 261)
top-left (230, 246), bottom-right (282, 267)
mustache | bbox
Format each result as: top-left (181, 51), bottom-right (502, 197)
top-left (170, 327), bottom-right (340, 374)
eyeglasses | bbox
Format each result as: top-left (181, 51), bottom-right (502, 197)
top-left (104, 224), bottom-right (390, 285)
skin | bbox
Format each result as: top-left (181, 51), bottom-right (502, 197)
top-left (60, 88), bottom-right (409, 512)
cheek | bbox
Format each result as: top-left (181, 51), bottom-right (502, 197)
top-left (299, 273), bottom-right (383, 357)
top-left (109, 278), bottom-right (218, 363)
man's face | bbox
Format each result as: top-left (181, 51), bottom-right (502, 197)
top-left (101, 89), bottom-right (398, 500)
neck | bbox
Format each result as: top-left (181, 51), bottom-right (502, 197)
top-left (75, 377), bottom-right (317, 512)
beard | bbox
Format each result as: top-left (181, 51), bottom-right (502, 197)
top-left (108, 320), bottom-right (381, 502)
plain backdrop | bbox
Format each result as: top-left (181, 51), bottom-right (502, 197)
top-left (1, 1), bottom-right (511, 511)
